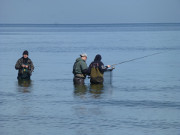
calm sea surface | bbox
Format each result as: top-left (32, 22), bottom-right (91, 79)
top-left (0, 24), bottom-right (180, 135)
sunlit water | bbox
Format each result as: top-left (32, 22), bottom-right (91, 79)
top-left (0, 24), bottom-right (180, 135)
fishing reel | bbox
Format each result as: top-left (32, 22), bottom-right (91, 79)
top-left (111, 66), bottom-right (115, 70)
top-left (110, 65), bottom-right (115, 70)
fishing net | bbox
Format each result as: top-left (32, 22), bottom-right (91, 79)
top-left (103, 69), bottom-right (113, 84)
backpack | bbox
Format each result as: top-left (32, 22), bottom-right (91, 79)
top-left (90, 63), bottom-right (103, 84)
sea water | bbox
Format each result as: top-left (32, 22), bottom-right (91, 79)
top-left (0, 24), bottom-right (180, 135)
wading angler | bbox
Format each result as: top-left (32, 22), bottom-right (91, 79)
top-left (72, 53), bottom-right (89, 85)
top-left (15, 50), bottom-right (34, 80)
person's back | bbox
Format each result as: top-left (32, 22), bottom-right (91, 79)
top-left (73, 53), bottom-right (88, 85)
top-left (73, 57), bottom-right (86, 77)
top-left (88, 54), bottom-right (110, 84)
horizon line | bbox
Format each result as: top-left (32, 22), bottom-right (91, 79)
top-left (0, 22), bottom-right (180, 25)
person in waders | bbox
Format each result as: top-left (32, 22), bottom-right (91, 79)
top-left (73, 53), bottom-right (89, 85)
top-left (88, 54), bottom-right (110, 84)
top-left (15, 50), bottom-right (34, 80)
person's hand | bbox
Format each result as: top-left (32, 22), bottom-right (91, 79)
top-left (107, 65), bottom-right (111, 68)
top-left (22, 64), bottom-right (25, 68)
top-left (22, 64), bottom-right (28, 68)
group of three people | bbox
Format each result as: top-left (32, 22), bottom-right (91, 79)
top-left (15, 51), bottom-right (111, 84)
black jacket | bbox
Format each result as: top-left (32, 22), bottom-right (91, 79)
top-left (88, 54), bottom-right (108, 74)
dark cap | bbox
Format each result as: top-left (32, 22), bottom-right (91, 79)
top-left (23, 50), bottom-right (28, 55)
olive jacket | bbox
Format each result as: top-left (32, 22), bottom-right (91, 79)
top-left (72, 57), bottom-right (88, 78)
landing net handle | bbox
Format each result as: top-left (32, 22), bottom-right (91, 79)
top-left (104, 67), bottom-right (115, 84)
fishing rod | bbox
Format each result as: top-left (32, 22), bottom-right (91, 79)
top-left (111, 52), bottom-right (162, 67)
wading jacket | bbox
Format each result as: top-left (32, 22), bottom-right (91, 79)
top-left (73, 57), bottom-right (88, 78)
top-left (15, 57), bottom-right (34, 75)
top-left (88, 54), bottom-right (108, 75)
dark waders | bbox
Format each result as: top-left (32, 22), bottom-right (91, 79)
top-left (17, 67), bottom-right (31, 80)
top-left (73, 77), bottom-right (85, 85)
top-left (90, 77), bottom-right (104, 84)
top-left (17, 74), bottom-right (30, 80)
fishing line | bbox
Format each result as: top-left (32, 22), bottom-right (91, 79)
top-left (111, 52), bottom-right (163, 67)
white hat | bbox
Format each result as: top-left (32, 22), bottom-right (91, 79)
top-left (80, 53), bottom-right (87, 57)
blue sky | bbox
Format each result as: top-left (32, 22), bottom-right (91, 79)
top-left (0, 0), bottom-right (180, 24)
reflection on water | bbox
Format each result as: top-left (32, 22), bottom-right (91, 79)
top-left (74, 84), bottom-right (88, 98)
top-left (17, 80), bottom-right (32, 93)
top-left (73, 83), bottom-right (113, 135)
top-left (74, 83), bottom-right (113, 99)
top-left (73, 84), bottom-right (105, 135)
top-left (89, 84), bottom-right (104, 98)
top-left (74, 84), bottom-right (105, 98)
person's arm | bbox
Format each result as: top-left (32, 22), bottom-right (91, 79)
top-left (81, 61), bottom-right (88, 75)
top-left (99, 62), bottom-right (111, 73)
top-left (99, 62), bottom-right (107, 73)
top-left (82, 69), bottom-right (88, 74)
top-left (86, 63), bottom-right (93, 75)
top-left (15, 59), bottom-right (22, 70)
top-left (29, 60), bottom-right (34, 72)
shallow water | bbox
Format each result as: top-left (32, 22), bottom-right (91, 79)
top-left (0, 24), bottom-right (180, 135)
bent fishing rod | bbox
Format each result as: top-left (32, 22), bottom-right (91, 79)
top-left (111, 52), bottom-right (162, 67)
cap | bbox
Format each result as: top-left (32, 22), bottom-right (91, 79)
top-left (80, 53), bottom-right (87, 57)
top-left (23, 50), bottom-right (28, 55)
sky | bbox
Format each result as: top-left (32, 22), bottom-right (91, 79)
top-left (0, 0), bottom-right (180, 24)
